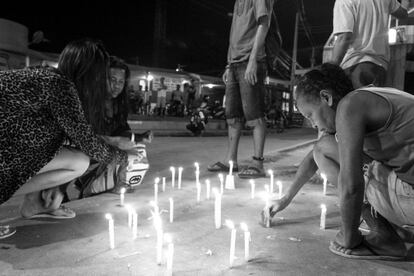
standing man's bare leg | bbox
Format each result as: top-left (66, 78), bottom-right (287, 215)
top-left (225, 121), bottom-right (243, 167)
top-left (252, 119), bottom-right (266, 170)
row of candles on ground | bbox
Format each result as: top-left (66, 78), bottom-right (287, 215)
top-left (111, 162), bottom-right (330, 270)
top-left (104, 210), bottom-right (251, 269)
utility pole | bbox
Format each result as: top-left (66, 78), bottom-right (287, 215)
top-left (153, 0), bottom-right (167, 67)
top-left (289, 12), bottom-right (299, 119)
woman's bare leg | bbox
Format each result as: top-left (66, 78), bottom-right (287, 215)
top-left (15, 147), bottom-right (89, 217)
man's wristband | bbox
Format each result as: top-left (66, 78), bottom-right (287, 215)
top-left (225, 64), bottom-right (230, 69)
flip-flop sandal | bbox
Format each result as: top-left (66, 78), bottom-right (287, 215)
top-left (0, 225), bottom-right (16, 239)
top-left (27, 205), bottom-right (76, 219)
top-left (238, 166), bottom-right (266, 179)
top-left (207, 162), bottom-right (239, 172)
top-left (329, 240), bottom-right (405, 261)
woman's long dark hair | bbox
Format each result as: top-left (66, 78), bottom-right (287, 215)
top-left (58, 38), bottom-right (109, 133)
top-left (108, 56), bottom-right (130, 130)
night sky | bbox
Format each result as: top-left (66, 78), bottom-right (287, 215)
top-left (1, 0), bottom-right (334, 76)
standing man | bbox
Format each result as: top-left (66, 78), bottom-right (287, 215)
top-left (331, 0), bottom-right (409, 88)
top-left (208, 0), bottom-right (274, 178)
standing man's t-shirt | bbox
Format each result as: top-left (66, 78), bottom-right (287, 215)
top-left (227, 0), bottom-right (274, 64)
top-left (333, 0), bottom-right (401, 70)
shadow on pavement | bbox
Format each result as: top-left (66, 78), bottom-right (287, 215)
top-left (0, 212), bottom-right (108, 249)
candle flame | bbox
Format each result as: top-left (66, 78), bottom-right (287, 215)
top-left (212, 187), bottom-right (220, 196)
top-left (169, 197), bottom-right (173, 203)
top-left (321, 173), bottom-right (327, 181)
top-left (240, 222), bottom-right (248, 232)
top-left (179, 167), bottom-right (183, 172)
top-left (218, 173), bottom-right (223, 181)
top-left (206, 179), bottom-right (210, 185)
top-left (225, 219), bottom-right (235, 229)
top-left (320, 203), bottom-right (327, 210)
top-left (249, 179), bottom-right (255, 185)
top-left (120, 187), bottom-right (126, 194)
top-left (125, 204), bottom-right (132, 212)
top-left (267, 169), bottom-right (273, 175)
top-left (170, 166), bottom-right (175, 171)
top-left (155, 177), bottom-right (160, 184)
top-left (194, 162), bottom-right (199, 168)
top-left (228, 160), bottom-right (233, 165)
top-left (105, 213), bottom-right (112, 220)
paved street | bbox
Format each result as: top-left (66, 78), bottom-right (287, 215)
top-left (1, 128), bottom-right (414, 275)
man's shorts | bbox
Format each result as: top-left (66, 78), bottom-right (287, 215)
top-left (344, 62), bottom-right (386, 89)
top-left (364, 161), bottom-right (414, 227)
top-left (225, 61), bottom-right (266, 126)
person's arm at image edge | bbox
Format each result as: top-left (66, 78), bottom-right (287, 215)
top-left (331, 32), bottom-right (353, 66)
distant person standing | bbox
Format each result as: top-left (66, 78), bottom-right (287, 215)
top-left (208, 0), bottom-right (274, 178)
top-left (157, 77), bottom-right (167, 116)
top-left (331, 0), bottom-right (409, 88)
top-left (185, 80), bottom-right (196, 110)
top-left (171, 84), bottom-right (184, 116)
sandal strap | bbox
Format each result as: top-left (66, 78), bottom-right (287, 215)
top-left (252, 156), bottom-right (264, 161)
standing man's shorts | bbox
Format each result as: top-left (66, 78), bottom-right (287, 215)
top-left (364, 161), bottom-right (414, 227)
top-left (344, 62), bottom-right (386, 89)
top-left (225, 61), bottom-right (266, 127)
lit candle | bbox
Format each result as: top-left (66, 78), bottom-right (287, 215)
top-left (321, 173), bottom-right (327, 196)
top-left (206, 179), bottom-right (211, 200)
top-left (225, 220), bottom-right (237, 267)
top-left (264, 184), bottom-right (270, 194)
top-left (154, 177), bottom-right (160, 203)
top-left (105, 213), bottom-right (115, 249)
top-left (213, 188), bottom-right (221, 229)
top-left (178, 167), bottom-right (183, 189)
top-left (268, 169), bottom-right (274, 193)
top-left (240, 223), bottom-right (250, 261)
top-left (125, 204), bottom-right (133, 228)
top-left (164, 234), bottom-right (174, 276)
top-left (170, 167), bottom-right (175, 188)
top-left (169, 197), bottom-right (174, 223)
top-left (131, 132), bottom-right (135, 142)
top-left (264, 191), bottom-right (271, 228)
top-left (277, 180), bottom-right (282, 199)
top-left (195, 162), bottom-right (200, 186)
top-left (162, 177), bottom-right (166, 192)
top-left (120, 187), bottom-right (126, 206)
top-left (154, 214), bottom-right (163, 265)
top-left (197, 180), bottom-right (201, 203)
top-left (250, 180), bottom-right (255, 199)
top-left (320, 204), bottom-right (327, 230)
top-left (225, 160), bottom-right (235, 190)
top-left (150, 200), bottom-right (160, 216)
top-left (218, 173), bottom-right (224, 194)
top-left (132, 210), bottom-right (138, 240)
